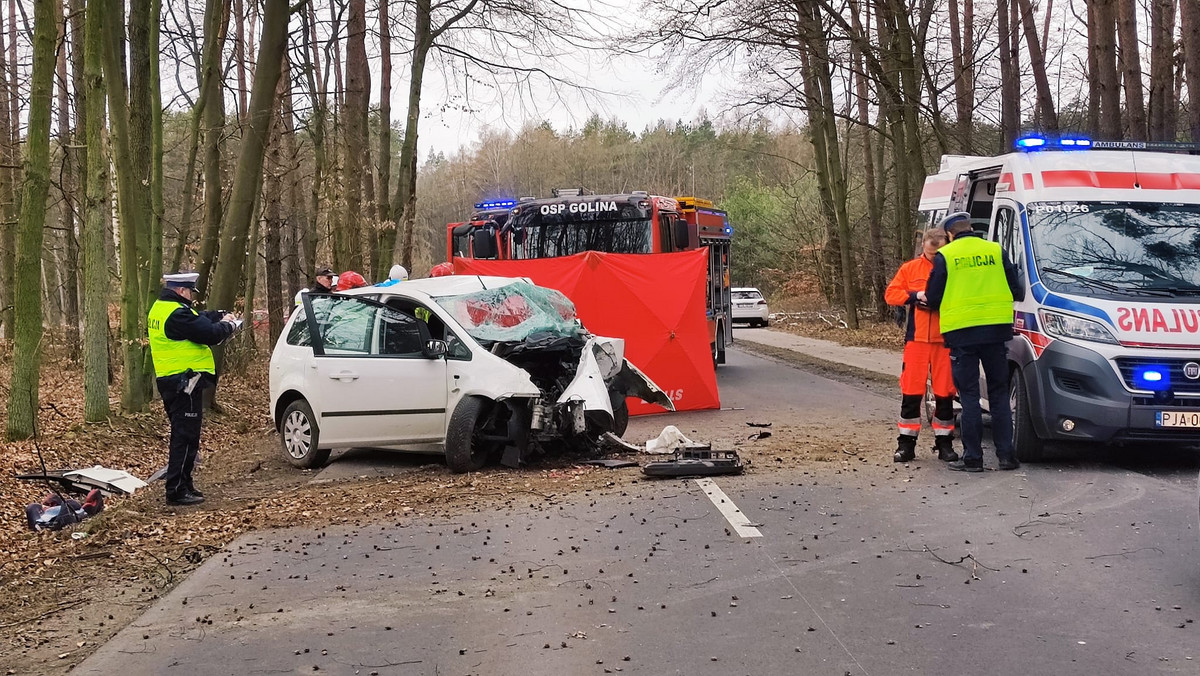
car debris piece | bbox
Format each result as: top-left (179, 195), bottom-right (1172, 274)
top-left (746, 422), bottom-right (773, 428)
top-left (642, 449), bottom-right (744, 478)
top-left (645, 425), bottom-right (701, 454)
top-left (580, 459), bottom-right (639, 469)
top-left (599, 432), bottom-right (642, 453)
top-left (747, 431), bottom-right (772, 441)
top-left (16, 465), bottom-right (148, 496)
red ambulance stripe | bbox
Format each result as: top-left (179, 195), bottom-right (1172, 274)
top-left (1041, 171), bottom-right (1200, 190)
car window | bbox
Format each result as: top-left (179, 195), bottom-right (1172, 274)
top-left (311, 296), bottom-right (377, 354)
top-left (286, 307), bottom-right (311, 346)
top-left (378, 307), bottom-right (424, 356)
top-left (733, 290), bottom-right (762, 300)
top-left (444, 327), bottom-right (471, 360)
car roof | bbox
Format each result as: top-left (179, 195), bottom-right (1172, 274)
top-left (336, 275), bottom-right (531, 301)
top-left (732, 287), bottom-right (762, 292)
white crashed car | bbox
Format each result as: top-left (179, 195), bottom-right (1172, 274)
top-left (269, 276), bottom-right (672, 472)
top-left (731, 287), bottom-right (769, 327)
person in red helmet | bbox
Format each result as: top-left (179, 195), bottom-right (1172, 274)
top-left (430, 262), bottom-right (453, 277)
top-left (335, 270), bottom-right (367, 291)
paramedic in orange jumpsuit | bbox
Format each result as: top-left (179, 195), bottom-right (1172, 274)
top-left (885, 228), bottom-right (959, 463)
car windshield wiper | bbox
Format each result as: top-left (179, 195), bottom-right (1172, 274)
top-left (1040, 267), bottom-right (1174, 297)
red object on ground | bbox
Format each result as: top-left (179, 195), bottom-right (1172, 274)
top-left (454, 250), bottom-right (718, 415)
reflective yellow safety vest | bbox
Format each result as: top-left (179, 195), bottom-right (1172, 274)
top-left (937, 236), bottom-right (1015, 334)
top-left (147, 300), bottom-right (217, 377)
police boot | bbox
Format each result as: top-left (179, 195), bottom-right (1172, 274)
top-left (893, 435), bottom-right (917, 462)
top-left (934, 435), bottom-right (959, 462)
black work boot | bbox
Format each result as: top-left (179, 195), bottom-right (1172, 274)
top-left (933, 436), bottom-right (959, 462)
top-left (893, 435), bottom-right (917, 462)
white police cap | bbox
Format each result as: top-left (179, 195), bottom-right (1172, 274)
top-left (163, 272), bottom-right (200, 288)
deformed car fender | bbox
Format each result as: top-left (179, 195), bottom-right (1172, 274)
top-left (559, 337), bottom-right (676, 414)
top-left (447, 348), bottom-right (541, 405)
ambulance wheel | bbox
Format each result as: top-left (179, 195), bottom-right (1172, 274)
top-left (612, 399), bottom-right (629, 438)
top-left (281, 399), bottom-right (330, 469)
top-left (446, 396), bottom-right (502, 473)
top-left (1010, 368), bottom-right (1045, 462)
top-left (715, 326), bottom-right (726, 366)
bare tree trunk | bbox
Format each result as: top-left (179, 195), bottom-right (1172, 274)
top-left (375, 0), bottom-right (393, 275)
top-left (1148, 0), bottom-right (1177, 141)
top-left (195, 0), bottom-right (229, 299)
top-left (1116, 0), bottom-right (1147, 140)
top-left (1182, 0), bottom-right (1200, 142)
top-left (302, 3), bottom-right (325, 280)
top-left (81, 0), bottom-right (108, 421)
top-left (393, 0), bottom-right (433, 270)
top-left (1017, 0), bottom-right (1059, 132)
top-left (57, 0), bottom-right (80, 355)
top-left (279, 50), bottom-right (303, 297)
top-left (234, 0), bottom-right (247, 121)
top-left (265, 85), bottom-right (284, 345)
top-left (948, 0), bottom-right (972, 153)
top-left (1086, 0), bottom-right (1100, 136)
top-left (0, 6), bottom-right (13, 339)
top-left (102, 0), bottom-right (151, 412)
top-left (207, 0), bottom-right (288, 315)
top-left (1094, 0), bottom-right (1122, 139)
top-left (6, 0), bottom-right (55, 440)
top-left (342, 0), bottom-right (368, 274)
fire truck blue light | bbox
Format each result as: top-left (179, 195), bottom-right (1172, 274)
top-left (475, 200), bottom-right (517, 210)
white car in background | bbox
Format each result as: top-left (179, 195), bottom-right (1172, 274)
top-left (731, 287), bottom-right (770, 327)
top-left (269, 276), bottom-right (671, 473)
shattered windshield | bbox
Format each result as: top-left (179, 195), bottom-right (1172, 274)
top-left (1027, 202), bottom-right (1200, 298)
top-left (433, 282), bottom-right (584, 343)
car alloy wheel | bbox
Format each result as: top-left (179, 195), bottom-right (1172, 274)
top-left (284, 409), bottom-right (312, 460)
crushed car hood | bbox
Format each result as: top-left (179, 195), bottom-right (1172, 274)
top-left (435, 283), bottom-right (673, 413)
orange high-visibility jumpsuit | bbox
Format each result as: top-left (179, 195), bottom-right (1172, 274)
top-left (885, 255), bottom-right (956, 440)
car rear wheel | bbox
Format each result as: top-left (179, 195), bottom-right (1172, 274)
top-left (281, 399), bottom-right (331, 469)
top-left (1010, 368), bottom-right (1046, 462)
top-left (446, 396), bottom-right (503, 473)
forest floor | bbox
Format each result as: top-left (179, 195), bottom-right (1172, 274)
top-left (0, 308), bottom-right (893, 674)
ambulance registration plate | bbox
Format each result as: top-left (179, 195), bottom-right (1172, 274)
top-left (1156, 411), bottom-right (1200, 428)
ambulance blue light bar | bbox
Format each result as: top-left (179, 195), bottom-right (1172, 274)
top-left (1016, 135), bottom-right (1093, 151)
top-left (474, 199), bottom-right (517, 210)
top-left (1132, 365), bottom-right (1170, 392)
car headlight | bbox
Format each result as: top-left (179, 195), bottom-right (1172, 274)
top-left (1039, 310), bottom-right (1118, 344)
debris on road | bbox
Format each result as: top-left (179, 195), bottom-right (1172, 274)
top-left (580, 459), bottom-right (639, 469)
top-left (16, 465), bottom-right (148, 496)
top-left (642, 449), bottom-right (744, 478)
top-left (645, 425), bottom-right (696, 454)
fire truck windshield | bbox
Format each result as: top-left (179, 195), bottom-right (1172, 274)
top-left (508, 212), bottom-right (654, 258)
top-left (1028, 202), bottom-right (1200, 296)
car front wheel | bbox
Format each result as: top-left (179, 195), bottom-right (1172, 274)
top-left (281, 399), bottom-right (331, 469)
top-left (446, 396), bottom-right (503, 473)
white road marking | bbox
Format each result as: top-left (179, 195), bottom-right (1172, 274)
top-left (695, 478), bottom-right (762, 538)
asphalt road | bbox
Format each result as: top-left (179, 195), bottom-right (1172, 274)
top-left (78, 346), bottom-right (1200, 675)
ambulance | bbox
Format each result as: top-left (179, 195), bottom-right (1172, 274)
top-left (919, 137), bottom-right (1200, 460)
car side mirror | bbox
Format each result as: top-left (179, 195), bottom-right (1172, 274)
top-left (423, 339), bottom-right (448, 359)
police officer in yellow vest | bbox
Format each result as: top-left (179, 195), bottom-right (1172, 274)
top-left (921, 212), bottom-right (1025, 473)
top-left (148, 273), bottom-right (239, 505)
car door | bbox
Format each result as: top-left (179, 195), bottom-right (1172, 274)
top-left (302, 294), bottom-right (448, 447)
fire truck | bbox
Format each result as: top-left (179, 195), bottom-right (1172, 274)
top-left (446, 190), bottom-right (734, 365)
top-left (919, 136), bottom-right (1200, 460)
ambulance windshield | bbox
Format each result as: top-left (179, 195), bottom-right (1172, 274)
top-left (1027, 202), bottom-right (1200, 297)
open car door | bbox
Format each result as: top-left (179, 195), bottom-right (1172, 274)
top-left (301, 294), bottom-right (449, 447)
